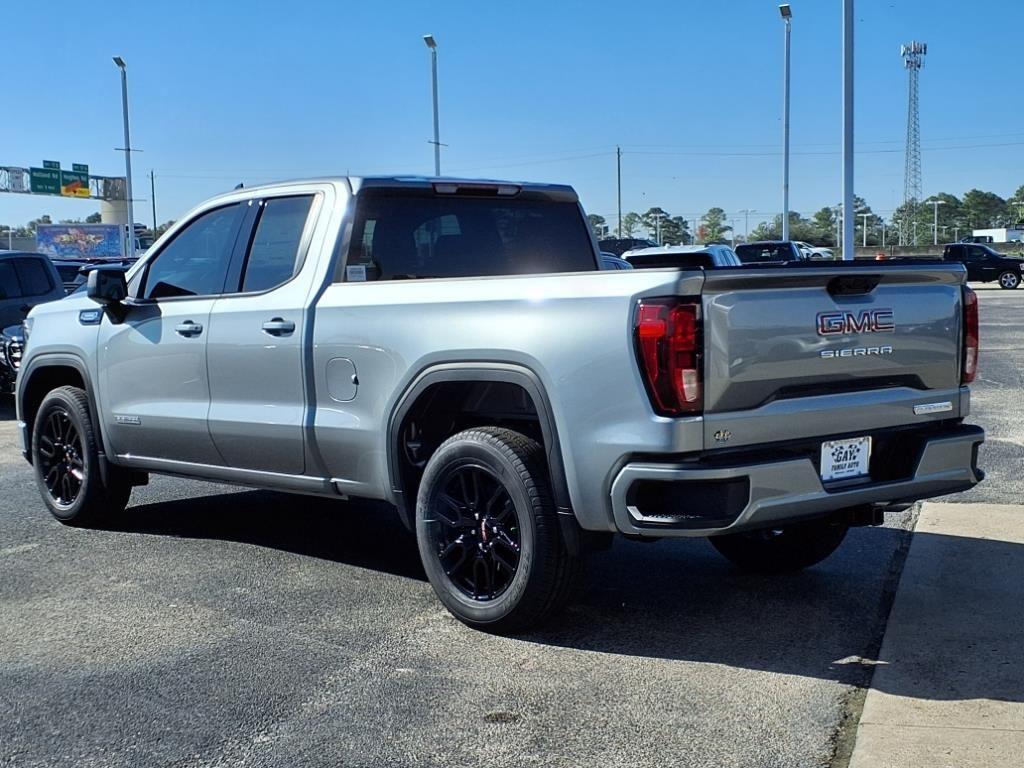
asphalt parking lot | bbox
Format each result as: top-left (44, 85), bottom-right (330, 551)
top-left (1, 285), bottom-right (1019, 768)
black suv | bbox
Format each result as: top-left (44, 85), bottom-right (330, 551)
top-left (943, 243), bottom-right (1023, 289)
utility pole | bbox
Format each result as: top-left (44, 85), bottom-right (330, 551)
top-left (881, 219), bottom-right (886, 248)
top-left (739, 208), bottom-right (754, 241)
top-left (150, 170), bottom-right (157, 235)
top-left (841, 0), bottom-right (855, 261)
top-left (860, 213), bottom-right (870, 247)
top-left (616, 146), bottom-right (622, 238)
top-left (834, 205), bottom-right (842, 250)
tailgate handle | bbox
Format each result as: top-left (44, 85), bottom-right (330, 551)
top-left (827, 274), bottom-right (881, 296)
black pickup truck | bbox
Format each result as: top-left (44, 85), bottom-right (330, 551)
top-left (943, 243), bottom-right (1023, 289)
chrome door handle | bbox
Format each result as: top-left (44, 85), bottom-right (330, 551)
top-left (174, 321), bottom-right (204, 337)
top-left (261, 318), bottom-right (295, 336)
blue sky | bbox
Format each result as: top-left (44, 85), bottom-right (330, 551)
top-left (3, 0), bottom-right (1023, 233)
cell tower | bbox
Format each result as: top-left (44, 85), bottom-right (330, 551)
top-left (901, 41), bottom-right (927, 245)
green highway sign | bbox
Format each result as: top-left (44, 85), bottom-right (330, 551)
top-left (72, 163), bottom-right (88, 174)
top-left (30, 167), bottom-right (61, 195)
top-left (42, 160), bottom-right (60, 170)
top-left (60, 169), bottom-right (90, 197)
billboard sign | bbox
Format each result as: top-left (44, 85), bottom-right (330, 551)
top-left (36, 224), bottom-right (124, 259)
top-left (30, 167), bottom-right (61, 195)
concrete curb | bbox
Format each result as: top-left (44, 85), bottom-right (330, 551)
top-left (848, 502), bottom-right (1024, 767)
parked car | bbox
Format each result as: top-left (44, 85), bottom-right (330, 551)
top-left (943, 243), bottom-right (1023, 289)
top-left (598, 237), bottom-right (659, 256)
top-left (17, 176), bottom-right (984, 632)
top-left (599, 252), bottom-right (633, 270)
top-left (1, 323), bottom-right (25, 394)
top-left (735, 240), bottom-right (809, 265)
top-left (622, 244), bottom-right (741, 269)
top-left (0, 251), bottom-right (66, 329)
top-left (793, 241), bottom-right (835, 260)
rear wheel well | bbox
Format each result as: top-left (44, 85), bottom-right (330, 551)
top-left (393, 379), bottom-right (565, 526)
top-left (21, 365), bottom-right (89, 461)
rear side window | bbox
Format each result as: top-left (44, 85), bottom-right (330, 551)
top-left (346, 194), bottom-right (596, 280)
top-left (143, 203), bottom-right (243, 299)
top-left (14, 258), bottom-right (54, 296)
top-left (0, 261), bottom-right (21, 299)
top-left (241, 196), bottom-right (314, 292)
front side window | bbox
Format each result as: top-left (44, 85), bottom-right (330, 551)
top-left (241, 196), bottom-right (314, 292)
top-left (143, 204), bottom-right (243, 299)
top-left (15, 258), bottom-right (54, 296)
top-left (0, 261), bottom-right (22, 299)
top-left (347, 194), bottom-right (595, 280)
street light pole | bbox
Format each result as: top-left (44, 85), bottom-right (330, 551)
top-left (859, 213), bottom-right (869, 247)
top-left (841, 0), bottom-right (854, 261)
top-left (926, 198), bottom-right (946, 245)
top-left (616, 146), bottom-right (622, 238)
top-left (423, 35), bottom-right (441, 176)
top-left (113, 56), bottom-right (135, 257)
top-left (780, 4), bottom-right (792, 241)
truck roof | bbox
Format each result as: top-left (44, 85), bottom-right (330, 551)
top-left (224, 176), bottom-right (579, 202)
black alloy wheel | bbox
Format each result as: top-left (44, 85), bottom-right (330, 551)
top-left (429, 463), bottom-right (522, 601)
top-left (32, 386), bottom-right (132, 526)
top-left (37, 406), bottom-right (85, 509)
top-left (415, 427), bottom-right (583, 633)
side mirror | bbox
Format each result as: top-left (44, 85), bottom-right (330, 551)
top-left (86, 268), bottom-right (128, 306)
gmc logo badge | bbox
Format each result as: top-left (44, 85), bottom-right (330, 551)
top-left (817, 309), bottom-right (894, 336)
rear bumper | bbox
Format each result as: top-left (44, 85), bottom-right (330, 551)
top-left (609, 423), bottom-right (984, 537)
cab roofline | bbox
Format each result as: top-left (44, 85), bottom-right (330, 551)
top-left (209, 175), bottom-right (579, 203)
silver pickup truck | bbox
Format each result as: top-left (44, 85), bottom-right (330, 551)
top-left (15, 177), bottom-right (984, 632)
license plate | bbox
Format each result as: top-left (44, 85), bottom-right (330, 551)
top-left (820, 436), bottom-right (871, 482)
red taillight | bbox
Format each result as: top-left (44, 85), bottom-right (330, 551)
top-left (962, 286), bottom-right (979, 384)
top-left (634, 299), bottom-right (703, 415)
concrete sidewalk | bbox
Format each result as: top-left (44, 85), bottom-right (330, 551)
top-left (849, 502), bottom-right (1024, 767)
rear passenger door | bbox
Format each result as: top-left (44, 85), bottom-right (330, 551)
top-left (206, 194), bottom-right (318, 474)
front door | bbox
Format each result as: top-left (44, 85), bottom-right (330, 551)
top-left (206, 194), bottom-right (317, 474)
top-left (97, 202), bottom-right (246, 465)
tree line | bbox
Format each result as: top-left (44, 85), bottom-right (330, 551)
top-left (589, 183), bottom-right (1024, 247)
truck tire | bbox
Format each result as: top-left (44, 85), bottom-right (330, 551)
top-left (709, 517), bottom-right (849, 574)
top-left (31, 386), bottom-right (132, 527)
top-left (415, 426), bottom-right (582, 633)
top-left (998, 271), bottom-right (1020, 289)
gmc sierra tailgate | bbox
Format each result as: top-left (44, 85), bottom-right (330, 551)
top-left (700, 263), bottom-right (968, 451)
